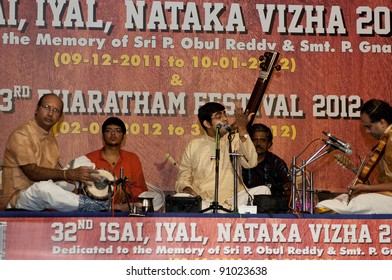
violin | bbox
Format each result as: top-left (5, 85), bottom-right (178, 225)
top-left (347, 134), bottom-right (388, 204)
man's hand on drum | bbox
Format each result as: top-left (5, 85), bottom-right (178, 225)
top-left (66, 166), bottom-right (100, 185)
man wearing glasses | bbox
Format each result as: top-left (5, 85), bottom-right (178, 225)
top-left (175, 102), bottom-right (268, 212)
top-left (0, 94), bottom-right (107, 211)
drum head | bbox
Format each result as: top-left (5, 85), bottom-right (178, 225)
top-left (83, 169), bottom-right (115, 201)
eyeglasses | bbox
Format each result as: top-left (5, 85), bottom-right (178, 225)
top-left (40, 104), bottom-right (61, 115)
top-left (104, 128), bottom-right (123, 134)
top-left (211, 111), bottom-right (227, 120)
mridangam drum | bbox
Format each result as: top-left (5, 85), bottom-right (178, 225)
top-left (82, 169), bottom-right (115, 201)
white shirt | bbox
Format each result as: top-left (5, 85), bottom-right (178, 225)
top-left (175, 132), bottom-right (258, 204)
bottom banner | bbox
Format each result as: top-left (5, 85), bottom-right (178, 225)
top-left (0, 260), bottom-right (390, 280)
top-left (1, 215), bottom-right (392, 260)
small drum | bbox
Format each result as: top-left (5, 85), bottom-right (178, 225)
top-left (82, 169), bottom-right (115, 201)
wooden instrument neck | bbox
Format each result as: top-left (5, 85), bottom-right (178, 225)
top-left (356, 134), bottom-right (388, 184)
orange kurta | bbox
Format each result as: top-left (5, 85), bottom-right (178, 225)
top-left (86, 149), bottom-right (148, 201)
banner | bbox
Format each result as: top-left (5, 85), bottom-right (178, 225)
top-left (0, 0), bottom-right (391, 194)
top-left (2, 216), bottom-right (392, 260)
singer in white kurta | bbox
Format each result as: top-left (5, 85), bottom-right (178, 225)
top-left (175, 102), bottom-right (270, 211)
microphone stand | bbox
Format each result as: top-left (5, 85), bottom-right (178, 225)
top-left (229, 150), bottom-right (242, 213)
top-left (118, 181), bottom-right (133, 213)
top-left (106, 181), bottom-right (114, 212)
top-left (200, 127), bottom-right (231, 213)
top-left (114, 177), bottom-right (142, 216)
top-left (116, 167), bottom-right (140, 216)
top-left (290, 141), bottom-right (332, 214)
top-left (125, 181), bottom-right (144, 216)
top-left (118, 167), bottom-right (131, 213)
top-left (228, 132), bottom-right (242, 213)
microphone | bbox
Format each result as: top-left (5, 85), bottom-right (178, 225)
top-left (95, 176), bottom-right (130, 189)
top-left (216, 122), bottom-right (232, 133)
top-left (322, 139), bottom-right (352, 156)
top-left (112, 177), bottom-right (129, 185)
top-left (322, 131), bottom-right (351, 149)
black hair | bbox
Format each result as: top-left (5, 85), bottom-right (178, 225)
top-left (197, 102), bottom-right (225, 131)
top-left (361, 99), bottom-right (392, 125)
top-left (249, 123), bottom-right (273, 142)
top-left (102, 117), bottom-right (126, 134)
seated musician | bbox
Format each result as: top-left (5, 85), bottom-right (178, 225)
top-left (315, 99), bottom-right (392, 214)
top-left (175, 102), bottom-right (269, 212)
top-left (85, 117), bottom-right (150, 211)
top-left (242, 123), bottom-right (291, 197)
top-left (0, 94), bottom-right (107, 212)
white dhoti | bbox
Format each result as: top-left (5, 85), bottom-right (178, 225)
top-left (12, 156), bottom-right (107, 212)
top-left (174, 185), bottom-right (271, 213)
top-left (14, 180), bottom-right (79, 211)
top-left (315, 193), bottom-right (392, 214)
top-left (223, 185), bottom-right (271, 210)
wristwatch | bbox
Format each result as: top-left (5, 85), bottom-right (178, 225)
top-left (240, 134), bottom-right (249, 140)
